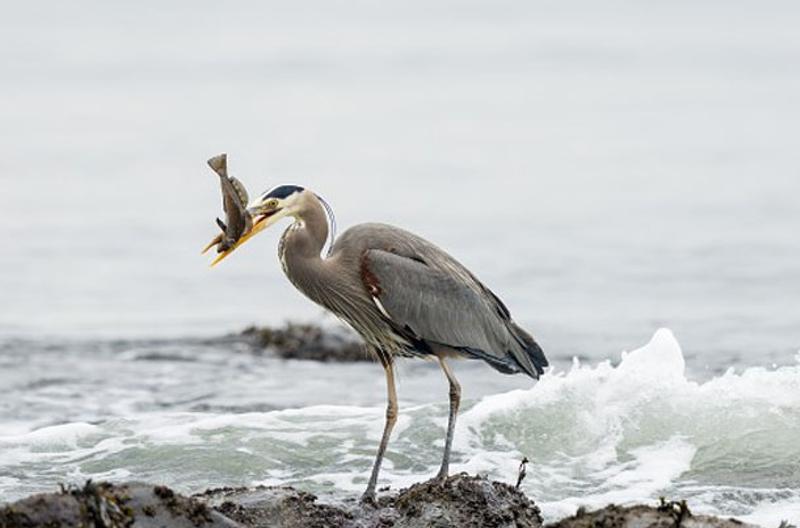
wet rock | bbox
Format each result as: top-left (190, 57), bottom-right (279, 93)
top-left (197, 485), bottom-right (353, 528)
top-left (0, 480), bottom-right (238, 528)
top-left (197, 473), bottom-right (543, 528)
top-left (241, 323), bottom-right (370, 362)
top-left (546, 501), bottom-right (757, 528)
top-left (389, 474), bottom-right (543, 528)
top-left (1, 477), bottom-right (758, 528)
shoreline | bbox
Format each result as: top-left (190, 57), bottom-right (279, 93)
top-left (2, 326), bottom-right (796, 526)
top-left (0, 474), bottom-right (763, 528)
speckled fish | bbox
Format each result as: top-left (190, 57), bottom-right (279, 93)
top-left (201, 153), bottom-right (253, 254)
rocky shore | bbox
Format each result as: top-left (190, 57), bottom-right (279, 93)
top-left (240, 323), bottom-right (370, 363)
top-left (0, 474), bottom-right (760, 528)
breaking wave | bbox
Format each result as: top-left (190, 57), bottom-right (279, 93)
top-left (1, 329), bottom-right (798, 525)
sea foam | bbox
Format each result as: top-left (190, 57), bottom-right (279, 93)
top-left (1, 329), bottom-right (798, 525)
top-left (452, 329), bottom-right (800, 521)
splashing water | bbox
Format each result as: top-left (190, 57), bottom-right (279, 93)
top-left (454, 330), bottom-right (800, 523)
top-left (0, 329), bottom-right (798, 525)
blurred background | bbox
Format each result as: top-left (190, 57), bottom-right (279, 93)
top-left (2, 2), bottom-right (800, 523)
top-left (2, 1), bottom-right (799, 372)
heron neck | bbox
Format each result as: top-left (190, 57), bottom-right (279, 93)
top-left (282, 195), bottom-right (329, 261)
top-left (279, 197), bottom-right (337, 306)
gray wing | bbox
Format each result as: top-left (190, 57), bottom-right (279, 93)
top-left (362, 246), bottom-right (547, 378)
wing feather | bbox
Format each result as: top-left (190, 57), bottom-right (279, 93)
top-left (362, 248), bottom-right (545, 377)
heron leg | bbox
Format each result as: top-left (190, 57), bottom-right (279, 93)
top-left (435, 356), bottom-right (461, 482)
top-left (362, 353), bottom-right (397, 503)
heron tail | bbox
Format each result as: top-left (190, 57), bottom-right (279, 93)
top-left (455, 323), bottom-right (548, 379)
top-left (509, 322), bottom-right (548, 379)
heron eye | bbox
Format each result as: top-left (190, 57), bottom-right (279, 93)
top-left (266, 199), bottom-right (279, 209)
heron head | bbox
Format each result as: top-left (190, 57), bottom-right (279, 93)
top-left (209, 184), bottom-right (306, 267)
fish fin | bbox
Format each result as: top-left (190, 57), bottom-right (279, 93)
top-left (207, 154), bottom-right (227, 178)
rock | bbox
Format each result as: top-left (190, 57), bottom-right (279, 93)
top-left (241, 323), bottom-right (370, 362)
top-left (197, 485), bottom-right (353, 528)
top-left (390, 474), bottom-right (543, 528)
top-left (0, 476), bottom-right (757, 528)
top-left (546, 501), bottom-right (758, 528)
top-left (0, 481), bottom-right (238, 528)
top-left (196, 473), bottom-right (543, 528)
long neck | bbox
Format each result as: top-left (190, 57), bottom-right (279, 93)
top-left (285, 195), bottom-right (329, 260)
top-left (279, 194), bottom-right (332, 302)
top-left (277, 193), bottom-right (380, 334)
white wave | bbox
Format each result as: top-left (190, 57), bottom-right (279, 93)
top-left (0, 422), bottom-right (100, 449)
top-left (1, 329), bottom-right (797, 526)
top-left (451, 328), bottom-right (800, 522)
top-left (742, 498), bottom-right (800, 526)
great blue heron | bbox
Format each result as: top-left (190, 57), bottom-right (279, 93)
top-left (206, 185), bottom-right (548, 502)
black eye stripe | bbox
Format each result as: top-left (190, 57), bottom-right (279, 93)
top-left (262, 185), bottom-right (304, 200)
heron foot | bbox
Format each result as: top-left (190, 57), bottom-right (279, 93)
top-left (433, 469), bottom-right (449, 486)
top-left (360, 491), bottom-right (377, 507)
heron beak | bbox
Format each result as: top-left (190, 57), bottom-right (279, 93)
top-left (201, 234), bottom-right (223, 255)
top-left (208, 208), bottom-right (283, 267)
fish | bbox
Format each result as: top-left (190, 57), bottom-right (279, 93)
top-left (202, 153), bottom-right (253, 254)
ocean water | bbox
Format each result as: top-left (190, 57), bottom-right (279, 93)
top-left (1, 330), bottom-right (798, 525)
top-left (1, 0), bottom-right (800, 524)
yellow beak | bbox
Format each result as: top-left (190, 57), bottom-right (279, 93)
top-left (201, 234), bottom-right (223, 255)
top-left (205, 210), bottom-right (282, 267)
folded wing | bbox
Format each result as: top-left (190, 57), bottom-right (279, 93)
top-left (362, 248), bottom-right (547, 378)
